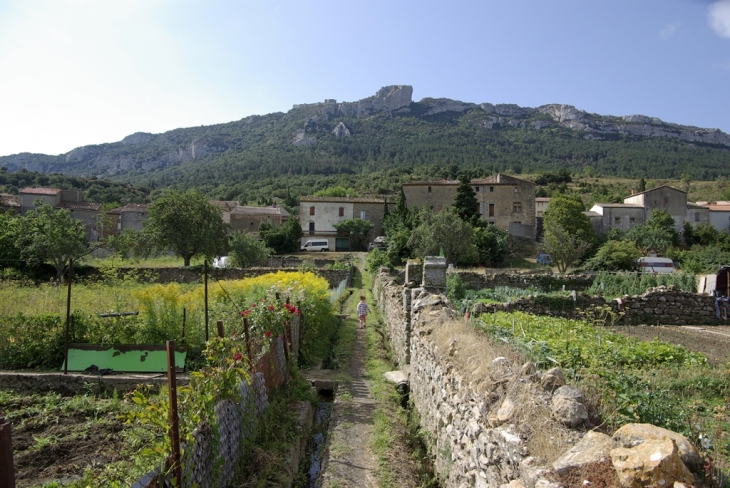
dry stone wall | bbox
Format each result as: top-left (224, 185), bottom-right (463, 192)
top-left (477, 286), bottom-right (722, 325)
top-left (373, 269), bottom-right (704, 487)
top-left (455, 270), bottom-right (595, 292)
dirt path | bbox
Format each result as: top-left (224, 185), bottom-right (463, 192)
top-left (318, 262), bottom-right (380, 488)
top-left (318, 326), bottom-right (379, 487)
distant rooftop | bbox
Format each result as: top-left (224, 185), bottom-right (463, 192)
top-left (58, 201), bottom-right (102, 211)
top-left (19, 187), bottom-right (61, 195)
top-left (300, 196), bottom-right (386, 203)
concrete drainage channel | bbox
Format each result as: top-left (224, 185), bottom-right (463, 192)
top-left (304, 388), bottom-right (334, 487)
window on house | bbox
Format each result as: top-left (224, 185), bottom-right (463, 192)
top-left (614, 217), bottom-right (621, 224)
top-left (339, 207), bottom-right (344, 217)
top-left (663, 197), bottom-right (669, 206)
top-left (360, 211), bottom-right (366, 219)
top-left (488, 203), bottom-right (495, 217)
top-left (250, 222), bottom-right (254, 226)
top-left (474, 186), bottom-right (480, 192)
top-left (489, 186), bottom-right (494, 192)
top-left (117, 222), bottom-right (121, 230)
top-left (428, 186), bottom-right (432, 193)
top-left (430, 206), bottom-right (434, 211)
top-left (630, 217), bottom-right (635, 223)
top-left (309, 206), bottom-right (315, 216)
top-left (695, 212), bottom-right (700, 222)
top-left (514, 221), bottom-right (521, 224)
top-left (513, 202), bottom-right (522, 213)
top-left (308, 222), bottom-right (315, 235)
top-left (514, 187), bottom-right (519, 193)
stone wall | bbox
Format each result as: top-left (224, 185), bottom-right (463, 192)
top-left (373, 270), bottom-right (704, 487)
top-left (477, 286), bottom-right (722, 325)
top-left (455, 270), bottom-right (595, 292)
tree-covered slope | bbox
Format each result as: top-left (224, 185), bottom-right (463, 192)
top-left (1, 86), bottom-right (728, 204)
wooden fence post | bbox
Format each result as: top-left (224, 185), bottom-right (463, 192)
top-left (0, 417), bottom-right (16, 488)
top-left (64, 257), bottom-right (74, 375)
top-left (166, 341), bottom-right (182, 487)
top-left (217, 320), bottom-right (224, 338)
top-left (243, 318), bottom-right (253, 371)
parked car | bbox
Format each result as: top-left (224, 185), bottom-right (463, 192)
top-left (536, 253), bottom-right (552, 265)
top-left (212, 256), bottom-right (230, 268)
top-left (300, 240), bottom-right (330, 252)
top-left (638, 256), bottom-right (675, 273)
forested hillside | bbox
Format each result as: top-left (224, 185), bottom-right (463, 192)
top-left (2, 87), bottom-right (729, 204)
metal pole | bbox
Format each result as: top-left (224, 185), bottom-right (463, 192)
top-left (204, 260), bottom-right (209, 341)
top-left (217, 320), bottom-right (224, 338)
top-left (182, 308), bottom-right (186, 341)
top-left (64, 257), bottom-right (74, 375)
top-left (0, 417), bottom-right (15, 488)
top-left (166, 341), bottom-right (182, 487)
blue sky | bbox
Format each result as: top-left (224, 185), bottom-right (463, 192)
top-left (0, 0), bottom-right (729, 157)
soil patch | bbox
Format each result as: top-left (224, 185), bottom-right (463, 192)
top-left (606, 325), bottom-right (730, 365)
top-left (0, 392), bottom-right (132, 487)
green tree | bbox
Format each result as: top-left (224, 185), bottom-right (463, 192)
top-left (0, 211), bottom-right (22, 270)
top-left (407, 208), bottom-right (478, 264)
top-left (582, 239), bottom-right (642, 271)
top-left (473, 224), bottom-right (508, 266)
top-left (625, 225), bottom-right (673, 256)
top-left (259, 217), bottom-right (303, 254)
top-left (104, 229), bottom-right (142, 260)
top-left (454, 175), bottom-right (479, 223)
top-left (313, 186), bottom-right (360, 198)
top-left (637, 177), bottom-right (646, 193)
top-left (333, 218), bottom-right (374, 251)
top-left (143, 190), bottom-right (229, 266)
top-left (228, 231), bottom-right (272, 267)
top-left (541, 195), bottom-right (595, 272)
top-left (15, 202), bottom-right (89, 279)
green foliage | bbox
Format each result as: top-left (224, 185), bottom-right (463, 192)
top-left (542, 195), bottom-right (596, 273)
top-left (473, 223), bottom-right (509, 266)
top-left (228, 231), bottom-right (272, 268)
top-left (333, 218), bottom-right (374, 251)
top-left (586, 271), bottom-right (697, 297)
top-left (453, 174), bottom-right (479, 223)
top-left (475, 312), bottom-right (707, 429)
top-left (143, 189), bottom-right (229, 266)
top-left (408, 208), bottom-right (477, 264)
top-left (0, 211), bottom-right (22, 270)
top-left (582, 239), bottom-right (642, 271)
top-left (535, 168), bottom-right (572, 185)
top-left (625, 225), bottom-right (675, 256)
top-left (259, 217), bottom-right (303, 254)
top-left (446, 273), bottom-right (467, 301)
top-left (313, 186), bottom-right (360, 197)
top-left (16, 202), bottom-right (89, 279)
top-left (684, 221), bottom-right (722, 247)
top-left (366, 248), bottom-right (392, 272)
top-left (668, 245), bottom-right (730, 274)
top-left (104, 229), bottom-right (143, 260)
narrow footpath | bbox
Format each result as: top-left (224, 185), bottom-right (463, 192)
top-left (318, 272), bottom-right (379, 487)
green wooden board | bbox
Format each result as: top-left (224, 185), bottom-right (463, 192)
top-left (61, 344), bottom-right (186, 373)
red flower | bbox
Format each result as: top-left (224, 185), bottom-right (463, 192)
top-left (252, 303), bottom-right (256, 308)
top-left (295, 308), bottom-right (301, 316)
top-left (233, 352), bottom-right (243, 361)
top-left (268, 305), bottom-right (275, 311)
top-left (265, 331), bottom-right (272, 338)
top-left (239, 310), bottom-right (250, 317)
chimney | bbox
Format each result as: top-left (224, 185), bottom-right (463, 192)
top-left (631, 189), bottom-right (635, 195)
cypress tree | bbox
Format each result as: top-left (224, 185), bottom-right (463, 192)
top-left (454, 175), bottom-right (479, 223)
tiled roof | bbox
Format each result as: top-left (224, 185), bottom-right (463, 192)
top-left (707, 205), bottom-right (730, 211)
top-left (624, 185), bottom-right (686, 198)
top-left (230, 206), bottom-right (285, 216)
top-left (210, 200), bottom-right (239, 211)
top-left (687, 203), bottom-right (709, 209)
top-left (402, 180), bottom-right (459, 186)
top-left (300, 196), bottom-right (386, 203)
top-left (535, 197), bottom-right (550, 202)
top-left (58, 201), bottom-right (102, 211)
top-left (0, 195), bottom-right (20, 207)
top-left (19, 187), bottom-right (61, 195)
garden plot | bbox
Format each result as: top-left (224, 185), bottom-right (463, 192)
top-left (608, 325), bottom-right (730, 366)
top-left (0, 390), bottom-right (151, 488)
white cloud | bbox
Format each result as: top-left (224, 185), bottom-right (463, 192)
top-left (709, 0), bottom-right (730, 38)
top-left (660, 22), bottom-right (681, 39)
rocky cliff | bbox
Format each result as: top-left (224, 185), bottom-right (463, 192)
top-left (1, 85), bottom-right (728, 181)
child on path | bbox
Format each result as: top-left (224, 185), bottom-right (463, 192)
top-left (357, 295), bottom-right (370, 329)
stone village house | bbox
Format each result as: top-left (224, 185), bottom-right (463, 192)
top-left (587, 185), bottom-right (710, 235)
top-left (401, 174), bottom-right (537, 239)
top-left (19, 187), bottom-right (103, 241)
top-left (298, 196), bottom-right (390, 251)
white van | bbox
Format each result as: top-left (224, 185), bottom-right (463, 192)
top-left (301, 240), bottom-right (330, 252)
top-left (638, 257), bottom-right (675, 273)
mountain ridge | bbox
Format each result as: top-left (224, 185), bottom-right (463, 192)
top-left (1, 86), bottom-right (728, 199)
